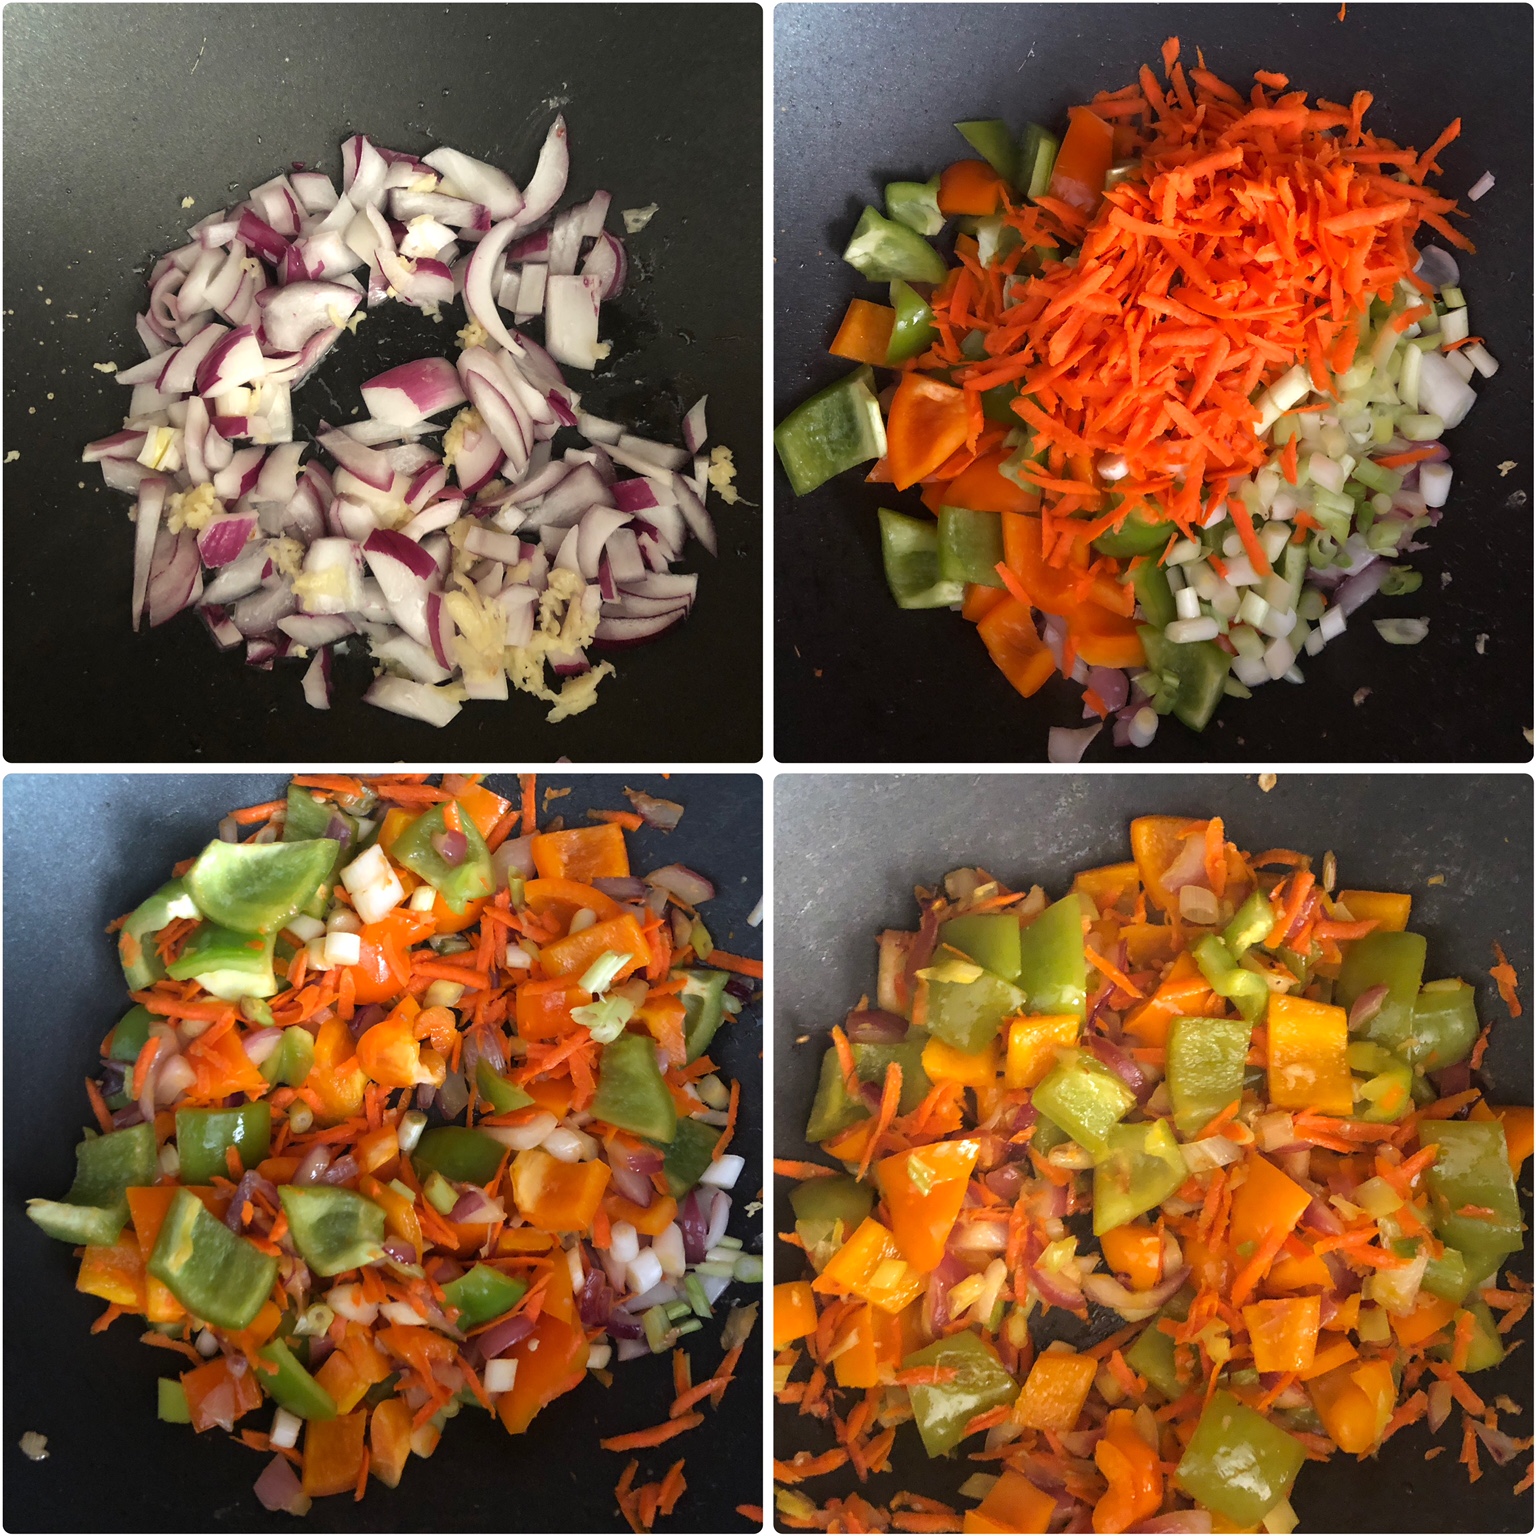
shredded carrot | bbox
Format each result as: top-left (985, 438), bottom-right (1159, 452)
top-left (704, 949), bottom-right (763, 979)
top-left (600, 1412), bottom-right (704, 1452)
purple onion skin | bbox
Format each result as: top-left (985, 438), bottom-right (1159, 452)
top-left (477, 1312), bottom-right (534, 1358)
top-left (843, 1008), bottom-right (908, 1045)
top-left (678, 1189), bottom-right (709, 1265)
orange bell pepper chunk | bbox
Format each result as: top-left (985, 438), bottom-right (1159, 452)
top-left (945, 448), bottom-right (1041, 515)
top-left (921, 1035), bottom-right (999, 1088)
top-left (356, 1011), bottom-right (431, 1090)
top-left (306, 1014), bottom-right (368, 1124)
top-left (1122, 951), bottom-right (1210, 1048)
top-left (1391, 1293), bottom-right (1459, 1348)
top-left (369, 1397), bottom-right (413, 1489)
top-left (1068, 601), bottom-right (1146, 669)
top-left (181, 1355), bottom-right (264, 1433)
top-left (1336, 890), bottom-right (1411, 932)
top-left (938, 158), bottom-right (1007, 216)
top-left (877, 1138), bottom-right (980, 1272)
top-left (968, 1470), bottom-right (1057, 1534)
top-left (302, 1409), bottom-right (368, 1496)
top-left (510, 1147), bottom-right (611, 1233)
top-left (1005, 1013), bottom-right (1080, 1089)
top-left (1099, 1222), bottom-right (1162, 1292)
top-left (1014, 1348), bottom-right (1098, 1432)
top-left (1243, 1295), bottom-right (1321, 1375)
top-left (344, 907), bottom-right (437, 1006)
top-left (831, 298), bottom-right (897, 367)
top-left (515, 977), bottom-right (594, 1042)
top-left (976, 596), bottom-right (1056, 700)
top-left (1093, 1408), bottom-right (1162, 1534)
top-left (811, 1217), bottom-right (925, 1314)
top-left (77, 1235), bottom-right (147, 1310)
top-left (1266, 1245), bottom-right (1335, 1293)
top-left (831, 1301), bottom-right (881, 1390)
top-left (497, 1314), bottom-right (589, 1434)
top-left (454, 782), bottom-right (513, 841)
top-left (521, 877), bottom-right (626, 927)
top-left (530, 823), bottom-right (630, 883)
top-left (887, 374), bottom-right (971, 492)
top-left (604, 1192), bottom-right (679, 1239)
top-left (315, 1349), bottom-right (370, 1414)
top-left (376, 807), bottom-right (415, 856)
top-left (961, 583), bottom-right (1009, 623)
top-left (1308, 1358), bottom-right (1394, 1455)
top-left (1491, 1104), bottom-right (1534, 1177)
top-left (1229, 1153), bottom-right (1313, 1253)
top-left (538, 914), bottom-right (649, 983)
top-left (1128, 816), bottom-right (1209, 918)
top-left (1048, 107), bottom-right (1114, 216)
top-left (360, 1173), bottom-right (423, 1260)
top-left (1266, 996), bottom-right (1354, 1116)
top-left (1073, 862), bottom-right (1140, 915)
top-left (773, 1281), bottom-right (819, 1351)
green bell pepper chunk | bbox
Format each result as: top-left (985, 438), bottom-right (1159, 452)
top-left (260, 1026), bottom-right (316, 1088)
top-left (658, 1115), bottom-right (722, 1197)
top-left (1455, 1243), bottom-right (1508, 1294)
top-left (166, 921), bottom-right (278, 1001)
top-left (1017, 895), bottom-right (1087, 1019)
top-left (413, 1126), bottom-right (508, 1186)
top-left (1176, 1389), bottom-right (1306, 1527)
top-left (474, 1058), bottom-right (535, 1114)
top-left (391, 804), bottom-right (494, 915)
top-left (927, 970), bottom-right (1026, 1055)
top-left (853, 1036), bottom-right (931, 1113)
top-left (441, 1263), bottom-right (528, 1330)
top-left (1431, 1298), bottom-right (1505, 1373)
top-left (1139, 625), bottom-right (1232, 732)
top-left (842, 206), bottom-right (948, 284)
top-left (175, 1104), bottom-right (272, 1184)
top-left (805, 1047), bottom-right (871, 1143)
top-left (1335, 931), bottom-right (1427, 1060)
top-left (1345, 1041), bottom-right (1413, 1123)
top-left (675, 969), bottom-right (731, 1063)
top-left (118, 878), bottom-right (201, 991)
top-left (940, 914), bottom-right (1022, 983)
top-left (776, 367), bottom-right (887, 497)
top-left (1418, 1120), bottom-right (1523, 1256)
top-left (884, 176), bottom-right (945, 237)
top-left (108, 1004), bottom-right (155, 1065)
top-left (282, 783), bottom-right (337, 842)
top-left (980, 379), bottom-right (1024, 425)
top-left (955, 119), bottom-right (1017, 185)
top-left (1404, 980), bottom-right (1481, 1073)
top-left (186, 837), bottom-right (338, 934)
top-left (1419, 1244), bottom-right (1473, 1304)
top-left (257, 1337), bottom-right (338, 1420)
top-left (878, 507), bottom-right (965, 610)
top-left (279, 1186), bottom-right (387, 1277)
top-left (158, 1377), bottom-right (192, 1423)
top-left (149, 1186), bottom-right (279, 1330)
top-left (1093, 1119), bottom-right (1187, 1235)
top-left (1131, 558), bottom-right (1176, 631)
top-left (1167, 1016), bottom-right (1253, 1136)
top-left (902, 1331), bottom-right (1018, 1457)
top-left (592, 1032), bottom-right (677, 1144)
top-left (1031, 1113), bottom-right (1069, 1154)
top-left (1017, 124), bottom-right (1059, 200)
top-left (1032, 1051), bottom-right (1136, 1159)
top-left (1094, 509), bottom-right (1175, 559)
top-left (26, 1121), bottom-right (158, 1247)
top-left (790, 1174), bottom-right (874, 1232)
top-left (1125, 1318), bottom-right (1187, 1399)
top-left (1192, 935), bottom-right (1268, 1023)
top-left (887, 281), bottom-right (939, 365)
top-left (1222, 891), bottom-right (1275, 961)
top-left (936, 507), bottom-right (1005, 589)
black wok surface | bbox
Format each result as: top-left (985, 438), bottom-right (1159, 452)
top-left (774, 772), bottom-right (1532, 1530)
top-left (774, 3), bottom-right (1532, 763)
top-left (3, 4), bottom-right (763, 763)
top-left (4, 773), bottom-right (764, 1531)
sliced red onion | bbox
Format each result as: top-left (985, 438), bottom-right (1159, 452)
top-left (682, 396), bottom-right (708, 454)
top-left (361, 357), bottom-right (466, 425)
top-left (477, 1312), bottom-right (535, 1360)
top-left (195, 511), bottom-right (258, 568)
top-left (1347, 982), bottom-right (1389, 1033)
top-left (146, 529), bottom-right (202, 627)
top-left (544, 273), bottom-right (605, 370)
top-left (422, 145), bottom-right (524, 221)
top-left (130, 477), bottom-right (169, 630)
top-left (843, 1008), bottom-right (908, 1044)
top-left (254, 1454), bottom-right (309, 1516)
top-left (1131, 1514), bottom-right (1213, 1534)
top-left (1048, 723), bottom-right (1102, 764)
top-left (364, 675), bottom-right (462, 727)
top-left (1082, 1265), bottom-right (1191, 1318)
top-left (645, 864), bottom-right (715, 905)
top-left (1082, 1034), bottom-right (1150, 1100)
top-left (672, 474), bottom-right (717, 556)
top-left (508, 115), bottom-right (569, 233)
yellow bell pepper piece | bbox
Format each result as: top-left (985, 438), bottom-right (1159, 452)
top-left (1242, 1295), bottom-right (1321, 1375)
top-left (922, 1034), bottom-right (1000, 1087)
top-left (1012, 1346), bottom-right (1098, 1432)
top-left (811, 1217), bottom-right (925, 1314)
top-left (773, 1281), bottom-right (818, 1351)
top-left (1336, 890), bottom-right (1411, 932)
top-left (1005, 1013), bottom-right (1079, 1089)
top-left (1266, 995), bottom-right (1355, 1116)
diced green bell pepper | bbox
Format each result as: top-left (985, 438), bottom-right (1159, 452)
top-left (1404, 980), bottom-right (1481, 1073)
top-left (260, 1026), bottom-right (316, 1088)
top-left (1192, 935), bottom-right (1268, 1023)
top-left (149, 1186), bottom-right (279, 1329)
top-left (278, 1186), bottom-right (387, 1277)
top-left (282, 783), bottom-right (337, 842)
top-left (793, 1173), bottom-right (875, 1272)
top-left (854, 1037), bottom-right (932, 1114)
top-left (678, 969), bottom-right (730, 1062)
top-left (980, 379), bottom-right (1024, 426)
top-left (186, 837), bottom-right (338, 934)
top-left (936, 507), bottom-right (1005, 589)
top-left (1345, 1041), bottom-right (1413, 1123)
top-left (1031, 1113), bottom-right (1069, 1154)
top-left (118, 878), bottom-right (201, 991)
top-left (441, 1263), bottom-right (528, 1330)
top-left (158, 1377), bottom-right (192, 1423)
top-left (1017, 896), bottom-right (1087, 1019)
top-left (475, 1058), bottom-right (535, 1114)
top-left (842, 206), bottom-right (948, 284)
top-left (1094, 509), bottom-right (1175, 559)
top-left (926, 970), bottom-right (1026, 1055)
top-left (1335, 931), bottom-right (1427, 1060)
top-left (1031, 1051), bottom-right (1135, 1159)
top-left (902, 1331), bottom-right (1018, 1457)
top-left (877, 507), bottom-right (965, 610)
top-left (1125, 1319), bottom-right (1186, 1400)
top-left (257, 1337), bottom-right (339, 1420)
top-left (26, 1121), bottom-right (157, 1247)
top-left (108, 1004), bottom-right (155, 1064)
top-left (1131, 558), bottom-right (1175, 631)
top-left (805, 1047), bottom-right (871, 1143)
top-left (884, 176), bottom-right (945, 237)
top-left (1418, 1120), bottom-right (1523, 1257)
top-left (1093, 1119), bottom-right (1187, 1235)
top-left (166, 921), bottom-right (278, 1001)
top-left (391, 804), bottom-right (494, 915)
top-left (175, 1104), bottom-right (272, 1184)
top-left (1139, 625), bottom-right (1231, 732)
top-left (658, 1115), bottom-right (721, 1197)
top-left (776, 368), bottom-right (887, 497)
top-left (955, 119), bottom-right (1017, 185)
top-left (1017, 124), bottom-right (1059, 201)
top-left (413, 1126), bottom-right (508, 1186)
top-left (888, 281), bottom-right (938, 365)
top-left (1419, 1244), bottom-right (1473, 1304)
top-left (1429, 1297), bottom-right (1505, 1372)
top-left (1222, 891), bottom-right (1275, 961)
top-left (1167, 1015), bottom-right (1252, 1136)
top-left (940, 913), bottom-right (1022, 982)
top-left (592, 1032), bottom-right (677, 1143)
top-left (1176, 1389), bottom-right (1306, 1527)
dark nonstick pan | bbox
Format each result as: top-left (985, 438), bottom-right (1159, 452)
top-left (773, 773), bottom-right (1533, 1530)
top-left (773, 3), bottom-right (1532, 764)
top-left (3, 773), bottom-right (764, 1532)
top-left (3, 4), bottom-right (763, 763)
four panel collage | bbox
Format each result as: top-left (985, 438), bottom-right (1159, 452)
top-left (0, 3), bottom-right (1529, 1534)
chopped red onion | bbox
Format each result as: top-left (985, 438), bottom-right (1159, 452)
top-left (1048, 723), bottom-right (1101, 764)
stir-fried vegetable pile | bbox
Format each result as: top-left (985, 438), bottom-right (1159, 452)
top-left (29, 774), bottom-right (761, 1523)
top-left (775, 40), bottom-right (1494, 759)
top-left (774, 815), bottom-right (1531, 1531)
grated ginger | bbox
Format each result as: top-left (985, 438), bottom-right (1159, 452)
top-left (165, 481), bottom-right (223, 533)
